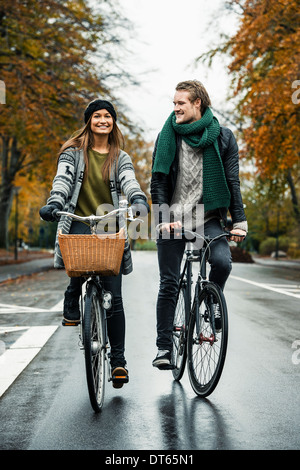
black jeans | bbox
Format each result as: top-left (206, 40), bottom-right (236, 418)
top-left (155, 218), bottom-right (232, 351)
top-left (65, 221), bottom-right (126, 369)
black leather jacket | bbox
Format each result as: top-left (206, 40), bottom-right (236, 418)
top-left (150, 126), bottom-right (247, 225)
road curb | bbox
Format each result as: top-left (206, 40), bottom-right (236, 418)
top-left (252, 257), bottom-right (300, 271)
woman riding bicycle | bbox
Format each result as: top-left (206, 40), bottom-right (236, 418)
top-left (40, 99), bottom-right (149, 386)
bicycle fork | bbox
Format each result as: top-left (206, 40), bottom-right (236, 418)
top-left (194, 247), bottom-right (217, 345)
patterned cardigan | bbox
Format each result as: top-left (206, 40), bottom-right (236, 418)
top-left (47, 147), bottom-right (147, 275)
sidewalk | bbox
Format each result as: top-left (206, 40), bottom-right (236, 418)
top-left (0, 257), bottom-right (54, 284)
top-left (251, 255), bottom-right (300, 271)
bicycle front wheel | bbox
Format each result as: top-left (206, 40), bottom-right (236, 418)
top-left (172, 279), bottom-right (188, 381)
top-left (187, 282), bottom-right (228, 397)
top-left (84, 283), bottom-right (106, 412)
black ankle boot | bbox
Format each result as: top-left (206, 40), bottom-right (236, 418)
top-left (63, 297), bottom-right (80, 321)
top-left (62, 287), bottom-right (81, 325)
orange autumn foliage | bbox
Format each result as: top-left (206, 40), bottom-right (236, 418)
top-left (0, 0), bottom-right (151, 248)
top-left (228, 0), bottom-right (300, 174)
top-left (199, 0), bottom-right (300, 222)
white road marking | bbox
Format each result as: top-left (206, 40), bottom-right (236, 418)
top-left (231, 276), bottom-right (300, 299)
top-left (0, 303), bottom-right (49, 314)
top-left (0, 325), bottom-right (58, 397)
top-left (49, 298), bottom-right (64, 312)
top-left (0, 326), bottom-right (29, 334)
top-left (0, 297), bottom-right (64, 396)
top-left (0, 298), bottom-right (64, 314)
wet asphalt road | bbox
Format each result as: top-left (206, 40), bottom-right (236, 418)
top-left (0, 251), bottom-right (299, 451)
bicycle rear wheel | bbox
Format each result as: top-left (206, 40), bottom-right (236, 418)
top-left (172, 277), bottom-right (188, 381)
top-left (84, 282), bottom-right (106, 412)
top-left (187, 282), bottom-right (228, 397)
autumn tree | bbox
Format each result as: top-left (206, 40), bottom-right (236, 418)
top-left (198, 0), bottom-right (300, 224)
top-left (0, 0), bottom-right (136, 249)
top-left (124, 135), bottom-right (152, 199)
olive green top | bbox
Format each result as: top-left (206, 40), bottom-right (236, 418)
top-left (75, 149), bottom-right (113, 218)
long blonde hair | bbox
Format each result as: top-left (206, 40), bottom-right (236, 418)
top-left (58, 116), bottom-right (125, 182)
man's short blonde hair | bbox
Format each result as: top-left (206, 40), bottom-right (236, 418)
top-left (176, 80), bottom-right (211, 114)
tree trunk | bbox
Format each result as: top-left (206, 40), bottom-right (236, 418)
top-left (0, 136), bottom-right (21, 249)
top-left (0, 184), bottom-right (14, 249)
top-left (286, 169), bottom-right (300, 225)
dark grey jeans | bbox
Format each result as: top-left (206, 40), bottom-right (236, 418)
top-left (65, 221), bottom-right (126, 369)
top-left (155, 218), bottom-right (232, 351)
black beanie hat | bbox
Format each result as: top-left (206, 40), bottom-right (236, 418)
top-left (84, 99), bottom-right (117, 124)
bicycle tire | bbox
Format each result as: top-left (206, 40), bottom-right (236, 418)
top-left (187, 282), bottom-right (228, 397)
top-left (84, 282), bottom-right (106, 412)
top-left (172, 276), bottom-right (188, 381)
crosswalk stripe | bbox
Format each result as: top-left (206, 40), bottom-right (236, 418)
top-left (0, 298), bottom-right (64, 314)
top-left (0, 303), bottom-right (49, 314)
top-left (49, 298), bottom-right (64, 312)
top-left (0, 325), bottom-right (58, 397)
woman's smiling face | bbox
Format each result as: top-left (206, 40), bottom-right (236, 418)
top-left (90, 109), bottom-right (114, 135)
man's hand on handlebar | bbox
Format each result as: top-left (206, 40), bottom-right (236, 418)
top-left (159, 221), bottom-right (182, 235)
top-left (228, 229), bottom-right (246, 243)
top-left (158, 222), bottom-right (246, 243)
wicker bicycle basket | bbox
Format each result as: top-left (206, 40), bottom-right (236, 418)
top-left (58, 228), bottom-right (125, 277)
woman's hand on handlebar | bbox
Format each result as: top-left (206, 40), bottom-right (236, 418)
top-left (39, 204), bottom-right (60, 222)
top-left (130, 198), bottom-right (150, 217)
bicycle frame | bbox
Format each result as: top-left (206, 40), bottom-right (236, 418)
top-left (169, 226), bottom-right (242, 395)
top-left (181, 239), bottom-right (212, 341)
top-left (79, 274), bottom-right (113, 372)
top-left (181, 242), bottom-right (194, 315)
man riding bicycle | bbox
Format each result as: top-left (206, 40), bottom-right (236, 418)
top-left (151, 80), bottom-right (247, 369)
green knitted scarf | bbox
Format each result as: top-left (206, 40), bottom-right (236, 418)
top-left (152, 107), bottom-right (231, 212)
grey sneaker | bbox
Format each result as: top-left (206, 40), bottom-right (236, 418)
top-left (152, 349), bottom-right (172, 369)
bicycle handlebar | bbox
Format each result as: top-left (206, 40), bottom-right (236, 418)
top-left (57, 208), bottom-right (125, 224)
top-left (182, 228), bottom-right (244, 242)
top-left (57, 204), bottom-right (143, 225)
top-left (156, 224), bottom-right (245, 243)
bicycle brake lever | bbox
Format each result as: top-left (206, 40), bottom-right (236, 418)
top-left (228, 232), bottom-right (245, 237)
top-left (128, 206), bottom-right (133, 219)
top-left (127, 217), bottom-right (144, 223)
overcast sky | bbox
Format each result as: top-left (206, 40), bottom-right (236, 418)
top-left (119, 0), bottom-right (240, 140)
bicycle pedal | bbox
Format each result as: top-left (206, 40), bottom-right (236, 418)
top-left (157, 364), bottom-right (175, 370)
top-left (112, 375), bottom-right (129, 383)
top-left (111, 367), bottom-right (129, 385)
top-left (62, 319), bottom-right (80, 327)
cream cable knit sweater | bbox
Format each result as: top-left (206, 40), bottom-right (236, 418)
top-left (171, 141), bottom-right (248, 232)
